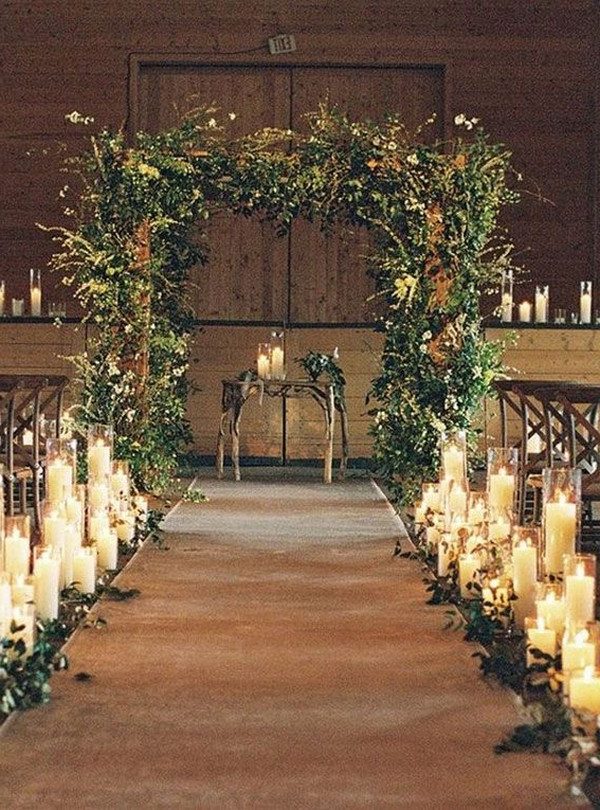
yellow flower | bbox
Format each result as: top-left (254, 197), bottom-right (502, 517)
top-left (137, 163), bottom-right (160, 179)
top-left (394, 275), bottom-right (416, 301)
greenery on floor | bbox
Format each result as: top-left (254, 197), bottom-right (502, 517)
top-left (50, 107), bottom-right (517, 497)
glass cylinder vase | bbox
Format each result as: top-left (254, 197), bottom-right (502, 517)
top-left (486, 447), bottom-right (518, 515)
top-left (580, 281), bottom-right (593, 325)
top-left (257, 343), bottom-right (271, 380)
top-left (444, 478), bottom-right (469, 528)
top-left (511, 526), bottom-right (540, 627)
top-left (110, 460), bottom-right (130, 503)
top-left (440, 429), bottom-right (467, 483)
top-left (535, 582), bottom-right (566, 635)
top-left (500, 269), bottom-right (513, 323)
top-left (30, 268), bottom-right (41, 317)
top-left (87, 425), bottom-right (113, 482)
top-left (534, 285), bottom-right (549, 324)
top-left (542, 467), bottom-right (581, 578)
top-left (45, 438), bottom-right (76, 503)
top-left (269, 331), bottom-right (285, 381)
top-left (564, 553), bottom-right (596, 628)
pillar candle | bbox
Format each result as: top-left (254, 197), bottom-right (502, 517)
top-left (544, 494), bottom-right (576, 575)
top-left (110, 470), bottom-right (129, 499)
top-left (414, 503), bottom-right (426, 524)
top-left (565, 562), bottom-right (595, 626)
top-left (488, 518), bottom-right (511, 543)
top-left (116, 510), bottom-right (136, 543)
top-left (270, 346), bottom-right (284, 380)
top-left (73, 548), bottom-right (97, 595)
top-left (468, 499), bottom-right (486, 527)
top-left (43, 510), bottom-right (67, 547)
top-left (96, 530), bottom-right (118, 570)
top-left (47, 459), bottom-right (73, 502)
top-left (570, 667), bottom-right (600, 715)
top-left (4, 527), bottom-right (30, 579)
top-left (0, 282), bottom-right (5, 316)
top-left (437, 535), bottom-right (456, 577)
top-left (562, 629), bottom-right (596, 674)
top-left (89, 511), bottom-right (110, 542)
top-left (535, 288), bottom-right (548, 323)
top-left (536, 591), bottom-right (566, 635)
top-left (459, 553), bottom-right (479, 599)
top-left (526, 618), bottom-right (556, 666)
top-left (257, 352), bottom-right (270, 380)
top-left (31, 286), bottom-right (41, 317)
top-left (61, 523), bottom-right (80, 589)
top-left (443, 446), bottom-right (465, 481)
top-left (422, 487), bottom-right (442, 513)
top-left (488, 468), bottom-right (515, 511)
top-left (448, 483), bottom-right (467, 517)
top-left (11, 299), bottom-right (24, 317)
top-left (33, 550), bottom-right (60, 620)
top-left (134, 495), bottom-right (149, 523)
top-left (426, 525), bottom-right (440, 552)
top-left (581, 289), bottom-right (592, 325)
top-left (89, 482), bottom-right (110, 510)
top-left (519, 301), bottom-right (532, 322)
top-left (512, 542), bottom-right (538, 627)
top-left (501, 292), bottom-right (512, 323)
top-left (88, 439), bottom-right (111, 479)
top-left (11, 575), bottom-right (34, 607)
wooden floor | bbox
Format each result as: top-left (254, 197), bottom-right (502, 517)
top-left (0, 470), bottom-right (568, 808)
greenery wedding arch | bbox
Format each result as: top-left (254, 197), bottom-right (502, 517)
top-left (50, 107), bottom-right (518, 498)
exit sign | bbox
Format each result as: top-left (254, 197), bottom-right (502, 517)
top-left (268, 34), bottom-right (297, 55)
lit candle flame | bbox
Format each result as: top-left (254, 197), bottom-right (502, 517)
top-left (575, 629), bottom-right (589, 645)
top-left (536, 617), bottom-right (545, 631)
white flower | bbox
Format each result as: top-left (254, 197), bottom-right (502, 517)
top-left (65, 111), bottom-right (94, 125)
top-left (422, 330), bottom-right (432, 341)
top-left (228, 112), bottom-right (237, 120)
top-left (454, 114), bottom-right (466, 126)
top-left (406, 153), bottom-right (418, 166)
top-left (332, 346), bottom-right (339, 360)
top-left (207, 118), bottom-right (217, 128)
top-left (454, 113), bottom-right (480, 130)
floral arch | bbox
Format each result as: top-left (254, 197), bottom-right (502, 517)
top-left (51, 106), bottom-right (517, 498)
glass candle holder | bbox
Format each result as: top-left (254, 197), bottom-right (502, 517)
top-left (73, 546), bottom-right (97, 595)
top-left (458, 552), bottom-right (481, 600)
top-left (88, 479), bottom-right (110, 512)
top-left (467, 492), bottom-right (487, 527)
top-left (269, 331), bottom-right (285, 381)
top-left (413, 500), bottom-right (426, 524)
top-left (0, 280), bottom-right (5, 316)
top-left (437, 533), bottom-right (457, 578)
top-left (42, 501), bottom-right (67, 548)
top-left (87, 424), bottom-right (113, 481)
top-left (570, 666), bottom-right (600, 718)
top-left (534, 285), bottom-right (549, 324)
top-left (2, 516), bottom-right (31, 581)
top-left (11, 574), bottom-right (35, 607)
top-left (444, 478), bottom-right (469, 527)
top-left (422, 482), bottom-right (442, 514)
top-left (10, 602), bottom-right (36, 654)
top-left (257, 343), bottom-right (271, 380)
top-left (500, 268), bottom-right (513, 323)
top-left (89, 508), bottom-right (110, 543)
top-left (564, 554), bottom-right (596, 627)
top-left (525, 615), bottom-right (558, 667)
top-left (440, 429), bottom-right (467, 482)
top-left (30, 268), bottom-right (41, 317)
top-left (554, 307), bottom-right (566, 325)
top-left (580, 280), bottom-right (593, 325)
top-left (536, 582), bottom-right (566, 635)
top-left (518, 300), bottom-right (532, 322)
top-left (110, 460), bottom-right (130, 502)
top-left (486, 447), bottom-right (518, 514)
top-left (562, 622), bottom-right (599, 679)
top-left (45, 437), bottom-right (76, 503)
top-left (542, 467), bottom-right (581, 578)
top-left (511, 526), bottom-right (540, 627)
top-left (11, 298), bottom-right (24, 317)
top-left (33, 545), bottom-right (61, 621)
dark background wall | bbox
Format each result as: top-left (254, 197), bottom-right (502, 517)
top-left (0, 1), bottom-right (598, 461)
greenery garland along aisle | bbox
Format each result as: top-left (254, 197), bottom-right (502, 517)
top-left (50, 106), bottom-right (517, 499)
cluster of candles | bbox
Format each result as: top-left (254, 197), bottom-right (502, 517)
top-left (414, 431), bottom-right (600, 719)
top-left (256, 332), bottom-right (285, 381)
top-left (0, 269), bottom-right (66, 318)
top-left (0, 424), bottom-right (148, 653)
top-left (500, 270), bottom-right (594, 325)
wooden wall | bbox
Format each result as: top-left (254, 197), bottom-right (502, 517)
top-left (1, 1), bottom-right (598, 460)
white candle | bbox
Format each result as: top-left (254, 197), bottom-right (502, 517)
top-left (443, 445), bottom-right (465, 481)
top-left (501, 291), bottom-right (512, 323)
top-left (61, 523), bottom-right (80, 589)
top-left (116, 510), bottom-right (136, 543)
top-left (562, 628), bottom-right (596, 673)
top-left (47, 459), bottom-right (73, 502)
top-left (110, 470), bottom-right (129, 499)
top-left (570, 667), bottom-right (600, 715)
top-left (544, 493), bottom-right (577, 575)
top-left (73, 548), bottom-right (97, 594)
top-left (43, 510), bottom-right (67, 547)
top-left (519, 301), bottom-right (532, 322)
top-left (11, 575), bottom-right (34, 607)
top-left (459, 553), bottom-right (479, 599)
top-left (4, 527), bottom-right (30, 579)
top-left (88, 439), bottom-right (111, 479)
top-left (512, 541), bottom-right (538, 627)
top-left (96, 530), bottom-right (118, 570)
top-left (488, 467), bottom-right (515, 511)
top-left (0, 282), bottom-right (5, 316)
top-left (581, 287), bottom-right (592, 324)
top-left (414, 502), bottom-right (426, 524)
top-left (448, 482), bottom-right (468, 517)
top-left (422, 487), bottom-right (442, 513)
top-left (426, 525), bottom-right (441, 552)
top-left (437, 535), bottom-right (456, 577)
top-left (468, 498), bottom-right (486, 527)
top-left (526, 618), bottom-right (556, 666)
top-left (11, 298), bottom-right (24, 317)
top-left (89, 511), bottom-right (110, 542)
top-left (535, 287), bottom-right (548, 323)
top-left (270, 346), bottom-right (284, 380)
top-left (488, 518), bottom-right (511, 543)
top-left (10, 606), bottom-right (35, 654)
top-left (565, 562), bottom-right (595, 626)
top-left (536, 591), bottom-right (566, 635)
top-left (89, 482), bottom-right (110, 510)
top-left (31, 286), bottom-right (41, 317)
top-left (34, 550), bottom-right (60, 620)
top-left (134, 494), bottom-right (149, 524)
top-left (257, 351), bottom-right (270, 380)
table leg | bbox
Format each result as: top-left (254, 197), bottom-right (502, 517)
top-left (339, 406), bottom-right (349, 481)
top-left (216, 409), bottom-right (230, 479)
top-left (231, 402), bottom-right (243, 482)
top-left (324, 386), bottom-right (335, 484)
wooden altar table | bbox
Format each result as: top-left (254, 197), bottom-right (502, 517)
top-left (216, 378), bottom-right (349, 484)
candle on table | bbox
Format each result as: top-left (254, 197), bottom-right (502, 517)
top-left (565, 562), bottom-right (595, 626)
top-left (459, 553), bottom-right (479, 599)
top-left (10, 606), bottom-right (35, 653)
top-left (257, 345), bottom-right (270, 380)
top-left (526, 617), bottom-right (556, 666)
top-left (512, 541), bottom-right (538, 627)
top-left (570, 666), bottom-right (600, 715)
top-left (110, 469), bottom-right (129, 499)
top-left (581, 282), bottom-right (593, 325)
top-left (501, 291), bottom-right (512, 323)
top-left (414, 502), bottom-right (426, 524)
top-left (468, 497), bottom-right (486, 527)
top-left (88, 439), bottom-right (111, 479)
top-left (534, 286), bottom-right (548, 324)
top-left (73, 548), bottom-right (97, 595)
top-left (31, 286), bottom-right (41, 317)
top-left (443, 445), bottom-right (465, 481)
top-left (544, 491), bottom-right (576, 575)
top-left (89, 511), bottom-right (110, 542)
top-left (11, 575), bottom-right (34, 607)
top-left (519, 301), bottom-right (532, 323)
top-left (11, 299), bottom-right (24, 317)
top-left (4, 526), bottom-right (30, 579)
top-left (96, 530), bottom-right (118, 570)
top-left (33, 549), bottom-right (60, 620)
top-left (47, 458), bottom-right (73, 502)
top-left (488, 517), bottom-right (511, 543)
top-left (536, 590), bottom-right (566, 635)
top-left (60, 523), bottom-right (80, 589)
top-left (488, 466), bottom-right (515, 512)
top-left (270, 346), bottom-right (284, 380)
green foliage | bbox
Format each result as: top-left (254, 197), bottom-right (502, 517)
top-left (296, 350), bottom-right (346, 406)
top-left (51, 106), bottom-right (517, 495)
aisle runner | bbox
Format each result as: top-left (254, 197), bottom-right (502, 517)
top-left (0, 472), bottom-right (566, 807)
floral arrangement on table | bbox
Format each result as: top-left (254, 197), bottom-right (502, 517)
top-left (49, 107), bottom-right (517, 497)
top-left (296, 349), bottom-right (346, 407)
top-left (407, 434), bottom-right (600, 801)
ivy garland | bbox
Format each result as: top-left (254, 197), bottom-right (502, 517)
top-left (50, 107), bottom-right (517, 496)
